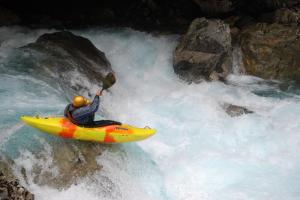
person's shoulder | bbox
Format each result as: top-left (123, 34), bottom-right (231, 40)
top-left (67, 104), bottom-right (77, 111)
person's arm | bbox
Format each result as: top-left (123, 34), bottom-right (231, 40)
top-left (89, 95), bottom-right (100, 113)
top-left (88, 89), bottom-right (103, 113)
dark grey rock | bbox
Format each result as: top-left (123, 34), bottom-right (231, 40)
top-left (16, 31), bottom-right (115, 96)
top-left (173, 18), bottom-right (232, 83)
top-left (224, 104), bottom-right (254, 117)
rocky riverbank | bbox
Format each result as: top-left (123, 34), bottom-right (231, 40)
top-left (0, 0), bottom-right (299, 32)
top-left (1, 1), bottom-right (299, 82)
top-left (0, 171), bottom-right (34, 200)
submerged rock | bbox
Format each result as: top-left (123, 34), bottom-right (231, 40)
top-left (223, 104), bottom-right (254, 117)
top-left (240, 23), bottom-right (300, 82)
top-left (27, 140), bottom-right (104, 189)
top-left (1, 140), bottom-right (104, 189)
top-left (0, 171), bottom-right (34, 200)
top-left (18, 31), bottom-right (114, 96)
top-left (173, 18), bottom-right (232, 83)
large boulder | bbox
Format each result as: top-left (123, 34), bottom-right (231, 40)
top-left (240, 23), bottom-right (300, 82)
top-left (173, 18), bottom-right (232, 83)
top-left (27, 31), bottom-right (111, 71)
top-left (18, 31), bottom-right (114, 96)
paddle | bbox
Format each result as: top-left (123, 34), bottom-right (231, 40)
top-left (101, 72), bottom-right (116, 93)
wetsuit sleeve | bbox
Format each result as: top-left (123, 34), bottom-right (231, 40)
top-left (89, 95), bottom-right (100, 113)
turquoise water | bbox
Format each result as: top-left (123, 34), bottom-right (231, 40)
top-left (1, 27), bottom-right (300, 200)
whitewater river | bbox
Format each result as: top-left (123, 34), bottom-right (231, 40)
top-left (1, 27), bottom-right (300, 200)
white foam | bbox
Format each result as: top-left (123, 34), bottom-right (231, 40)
top-left (82, 29), bottom-right (300, 200)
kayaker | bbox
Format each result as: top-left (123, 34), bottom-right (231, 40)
top-left (64, 90), bottom-right (121, 127)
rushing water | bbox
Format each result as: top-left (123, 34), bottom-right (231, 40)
top-left (1, 27), bottom-right (300, 200)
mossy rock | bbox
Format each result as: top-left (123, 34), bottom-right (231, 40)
top-left (240, 23), bottom-right (300, 82)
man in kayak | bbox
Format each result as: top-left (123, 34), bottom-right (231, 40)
top-left (64, 90), bottom-right (121, 127)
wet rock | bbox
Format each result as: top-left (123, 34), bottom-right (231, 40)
top-left (0, 6), bottom-right (20, 26)
top-left (223, 104), bottom-right (254, 117)
top-left (240, 23), bottom-right (300, 82)
top-left (25, 140), bottom-right (104, 189)
top-left (24, 31), bottom-right (112, 76)
top-left (173, 18), bottom-right (232, 83)
top-left (0, 171), bottom-right (34, 200)
top-left (17, 31), bottom-right (114, 95)
top-left (1, 141), bottom-right (104, 189)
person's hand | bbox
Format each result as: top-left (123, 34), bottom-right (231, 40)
top-left (96, 90), bottom-right (103, 96)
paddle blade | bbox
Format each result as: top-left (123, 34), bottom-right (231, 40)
top-left (102, 72), bottom-right (116, 90)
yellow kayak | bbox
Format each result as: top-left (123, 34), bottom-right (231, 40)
top-left (21, 116), bottom-right (156, 143)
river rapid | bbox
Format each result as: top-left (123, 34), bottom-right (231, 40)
top-left (1, 27), bottom-right (300, 200)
